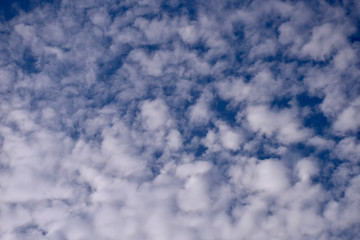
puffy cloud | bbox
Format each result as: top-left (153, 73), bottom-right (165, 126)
top-left (333, 98), bottom-right (360, 134)
top-left (253, 159), bottom-right (290, 194)
top-left (177, 175), bottom-right (210, 212)
top-left (246, 105), bottom-right (311, 144)
top-left (296, 158), bottom-right (319, 182)
top-left (140, 99), bottom-right (172, 131)
top-left (167, 129), bottom-right (182, 150)
top-left (216, 78), bottom-right (250, 103)
top-left (188, 89), bottom-right (213, 124)
top-left (334, 137), bottom-right (360, 162)
top-left (0, 0), bottom-right (359, 239)
top-left (217, 122), bottom-right (243, 151)
top-left (179, 24), bottom-right (198, 44)
top-left (302, 23), bottom-right (348, 60)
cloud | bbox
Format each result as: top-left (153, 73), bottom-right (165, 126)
top-left (1, 0), bottom-right (360, 239)
top-left (302, 23), bottom-right (347, 60)
top-left (188, 88), bottom-right (213, 124)
top-left (296, 158), bottom-right (319, 182)
top-left (334, 137), bottom-right (360, 162)
top-left (333, 97), bottom-right (360, 134)
top-left (140, 98), bottom-right (172, 131)
top-left (246, 105), bottom-right (311, 144)
top-left (254, 159), bottom-right (290, 193)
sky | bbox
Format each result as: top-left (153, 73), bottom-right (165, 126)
top-left (0, 0), bottom-right (360, 239)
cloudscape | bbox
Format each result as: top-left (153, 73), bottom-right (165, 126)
top-left (1, 0), bottom-right (360, 239)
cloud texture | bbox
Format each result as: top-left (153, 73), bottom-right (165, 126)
top-left (0, 0), bottom-right (360, 239)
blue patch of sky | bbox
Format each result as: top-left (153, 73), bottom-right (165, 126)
top-left (149, 155), bottom-right (166, 179)
top-left (324, 0), bottom-right (344, 7)
top-left (97, 46), bottom-right (132, 82)
top-left (0, 0), bottom-right (59, 21)
top-left (304, 112), bottom-right (330, 135)
top-left (189, 41), bottom-right (210, 56)
top-left (271, 96), bottom-right (292, 109)
top-left (69, 124), bottom-right (81, 141)
top-left (153, 150), bottom-right (163, 159)
top-left (220, 65), bottom-right (244, 78)
top-left (162, 84), bottom-right (176, 97)
top-left (160, 0), bottom-right (197, 20)
top-left (256, 145), bottom-right (282, 160)
top-left (297, 93), bottom-right (323, 107)
top-left (141, 44), bottom-right (161, 55)
top-left (187, 84), bottom-right (203, 100)
top-left (212, 96), bottom-right (238, 125)
top-left (195, 144), bottom-right (207, 157)
top-left (348, 19), bottom-right (360, 43)
top-left (196, 75), bottom-right (215, 85)
top-left (296, 93), bottom-right (330, 135)
top-left (313, 150), bottom-right (343, 189)
top-left (335, 227), bottom-right (360, 240)
top-left (19, 48), bottom-right (39, 74)
top-left (208, 54), bottom-right (231, 66)
top-left (293, 142), bottom-right (317, 156)
top-left (233, 50), bottom-right (245, 64)
top-left (185, 124), bottom-right (210, 141)
top-left (144, 85), bottom-right (165, 101)
top-left (223, 0), bottom-right (253, 10)
top-left (107, 3), bottom-right (133, 20)
top-left (247, 135), bottom-right (285, 160)
top-left (232, 22), bottom-right (245, 40)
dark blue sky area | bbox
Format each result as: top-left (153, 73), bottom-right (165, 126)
top-left (0, 0), bottom-right (57, 21)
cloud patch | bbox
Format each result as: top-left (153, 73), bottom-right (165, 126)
top-left (1, 0), bottom-right (360, 239)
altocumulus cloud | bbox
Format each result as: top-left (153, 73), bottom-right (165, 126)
top-left (0, 0), bottom-right (360, 239)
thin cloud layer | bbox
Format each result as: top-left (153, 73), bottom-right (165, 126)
top-left (0, 0), bottom-right (360, 239)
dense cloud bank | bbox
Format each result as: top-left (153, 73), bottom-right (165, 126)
top-left (1, 0), bottom-right (360, 239)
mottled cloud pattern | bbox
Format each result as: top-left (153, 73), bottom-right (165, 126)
top-left (0, 0), bottom-right (360, 239)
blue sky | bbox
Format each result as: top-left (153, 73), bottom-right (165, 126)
top-left (0, 0), bottom-right (360, 239)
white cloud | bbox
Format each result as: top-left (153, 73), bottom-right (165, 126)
top-left (178, 24), bottom-right (198, 44)
top-left (189, 100), bottom-right (210, 124)
top-left (278, 22), bottom-right (297, 45)
top-left (218, 122), bottom-right (242, 151)
top-left (302, 23), bottom-right (347, 60)
top-left (134, 17), bottom-right (176, 44)
top-left (129, 49), bottom-right (168, 76)
top-left (188, 90), bottom-right (213, 124)
top-left (253, 159), bottom-right (290, 194)
top-left (101, 123), bottom-right (148, 178)
top-left (333, 47), bottom-right (357, 70)
top-left (334, 137), bottom-right (360, 162)
top-left (333, 98), bottom-right (360, 134)
top-left (88, 8), bottom-right (111, 29)
top-left (202, 130), bottom-right (222, 152)
top-left (216, 78), bottom-right (250, 103)
top-left (249, 39), bottom-right (278, 58)
top-left (0, 68), bottom-right (14, 91)
top-left (167, 129), bottom-right (182, 150)
top-left (140, 99), bottom-right (172, 131)
top-left (177, 175), bottom-right (210, 212)
top-left (247, 105), bottom-right (311, 144)
top-left (296, 158), bottom-right (319, 182)
top-left (1, 0), bottom-right (359, 239)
